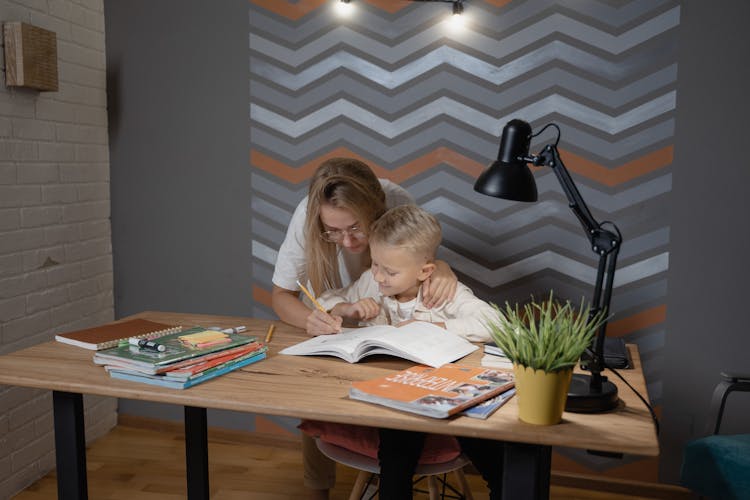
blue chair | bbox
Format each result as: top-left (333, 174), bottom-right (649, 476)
top-left (680, 372), bottom-right (750, 500)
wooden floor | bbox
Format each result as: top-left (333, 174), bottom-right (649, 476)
top-left (13, 423), bottom-right (682, 499)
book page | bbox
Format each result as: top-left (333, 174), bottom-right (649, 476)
top-left (279, 322), bottom-right (476, 367)
top-left (365, 322), bottom-right (477, 367)
top-left (278, 325), bottom-right (395, 362)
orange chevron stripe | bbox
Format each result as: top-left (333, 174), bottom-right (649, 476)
top-left (254, 415), bottom-right (297, 436)
top-left (560, 146), bottom-right (673, 187)
top-left (362, 0), bottom-right (412, 13)
top-left (249, 0), bottom-right (326, 20)
top-left (482, 0), bottom-right (514, 6)
top-left (253, 285), bottom-right (273, 308)
top-left (252, 146), bottom-right (672, 187)
top-left (607, 305), bottom-right (667, 337)
top-left (251, 147), bottom-right (486, 184)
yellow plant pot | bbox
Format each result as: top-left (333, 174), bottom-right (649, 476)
top-left (513, 364), bottom-right (573, 425)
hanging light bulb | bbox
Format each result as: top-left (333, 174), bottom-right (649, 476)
top-left (447, 0), bottom-right (465, 29)
top-left (335, 0), bottom-right (353, 17)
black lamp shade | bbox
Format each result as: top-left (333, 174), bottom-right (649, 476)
top-left (473, 118), bottom-right (538, 202)
top-left (474, 160), bottom-right (538, 202)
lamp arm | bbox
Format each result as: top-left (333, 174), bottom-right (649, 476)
top-left (532, 144), bottom-right (622, 383)
top-left (533, 145), bottom-right (599, 235)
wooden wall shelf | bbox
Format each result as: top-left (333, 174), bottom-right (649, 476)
top-left (3, 21), bottom-right (58, 92)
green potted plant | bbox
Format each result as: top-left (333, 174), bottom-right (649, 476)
top-left (485, 292), bottom-right (606, 425)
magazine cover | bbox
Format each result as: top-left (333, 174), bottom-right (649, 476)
top-left (349, 364), bottom-right (514, 418)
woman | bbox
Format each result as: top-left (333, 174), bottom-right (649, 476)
top-left (271, 157), bottom-right (458, 499)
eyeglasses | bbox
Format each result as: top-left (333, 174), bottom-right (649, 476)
top-left (320, 226), bottom-right (365, 243)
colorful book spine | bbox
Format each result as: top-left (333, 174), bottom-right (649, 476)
top-left (107, 351), bottom-right (266, 389)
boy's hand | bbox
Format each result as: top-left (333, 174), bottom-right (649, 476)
top-left (333, 299), bottom-right (380, 321)
top-left (305, 309), bottom-right (343, 336)
top-left (422, 260), bottom-right (457, 308)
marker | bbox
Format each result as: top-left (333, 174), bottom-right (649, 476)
top-left (222, 325), bottom-right (246, 334)
top-left (296, 280), bottom-right (326, 313)
top-left (265, 324), bottom-right (275, 343)
top-left (129, 337), bottom-right (166, 352)
top-left (207, 325), bottom-right (246, 334)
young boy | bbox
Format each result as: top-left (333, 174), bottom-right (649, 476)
top-left (314, 205), bottom-right (504, 499)
top-left (317, 204), bottom-right (496, 343)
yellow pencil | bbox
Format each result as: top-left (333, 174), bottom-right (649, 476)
top-left (264, 324), bottom-right (275, 343)
top-left (296, 279), bottom-right (326, 313)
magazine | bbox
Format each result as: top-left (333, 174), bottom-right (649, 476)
top-left (460, 387), bottom-right (516, 419)
top-left (279, 322), bottom-right (477, 368)
top-left (349, 364), bottom-right (514, 418)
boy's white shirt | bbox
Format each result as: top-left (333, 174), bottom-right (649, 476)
top-left (271, 179), bottom-right (413, 292)
top-left (317, 269), bottom-right (496, 343)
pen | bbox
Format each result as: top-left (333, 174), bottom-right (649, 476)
top-left (296, 279), bottom-right (326, 313)
top-left (265, 324), bottom-right (275, 343)
top-left (128, 337), bottom-right (166, 352)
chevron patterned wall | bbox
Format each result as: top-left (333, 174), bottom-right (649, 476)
top-left (249, 0), bottom-right (678, 479)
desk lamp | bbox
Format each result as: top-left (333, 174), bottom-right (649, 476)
top-left (474, 118), bottom-right (621, 413)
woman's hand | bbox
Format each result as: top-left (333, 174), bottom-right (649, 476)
top-left (421, 260), bottom-right (457, 308)
top-left (305, 309), bottom-right (343, 336)
top-left (333, 298), bottom-right (380, 321)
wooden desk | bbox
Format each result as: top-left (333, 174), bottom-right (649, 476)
top-left (0, 311), bottom-right (659, 499)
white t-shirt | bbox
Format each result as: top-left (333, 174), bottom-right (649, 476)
top-left (316, 269), bottom-right (496, 343)
top-left (272, 179), bottom-right (414, 292)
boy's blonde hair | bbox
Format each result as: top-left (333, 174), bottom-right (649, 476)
top-left (369, 205), bottom-right (441, 261)
top-left (304, 158), bottom-right (386, 294)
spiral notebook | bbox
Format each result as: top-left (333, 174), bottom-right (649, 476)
top-left (55, 318), bottom-right (183, 351)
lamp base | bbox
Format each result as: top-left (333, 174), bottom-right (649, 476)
top-left (565, 374), bottom-right (619, 413)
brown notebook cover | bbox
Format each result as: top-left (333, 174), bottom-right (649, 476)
top-left (55, 318), bottom-right (182, 351)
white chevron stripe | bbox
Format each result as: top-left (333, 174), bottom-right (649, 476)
top-left (250, 92), bottom-right (675, 139)
top-left (251, 41), bottom-right (658, 91)
top-left (441, 248), bottom-right (669, 288)
top-left (415, 174), bottom-right (673, 219)
top-left (252, 65), bottom-right (678, 113)
top-left (252, 240), bottom-right (278, 267)
top-left (250, 7), bottom-right (680, 65)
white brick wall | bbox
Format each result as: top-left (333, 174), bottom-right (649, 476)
top-left (0, 0), bottom-right (116, 497)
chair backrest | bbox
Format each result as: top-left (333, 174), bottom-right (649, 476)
top-left (705, 371), bottom-right (750, 435)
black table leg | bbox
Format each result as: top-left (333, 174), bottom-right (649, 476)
top-left (502, 442), bottom-right (551, 500)
top-left (52, 390), bottom-right (88, 500)
top-left (184, 406), bottom-right (209, 499)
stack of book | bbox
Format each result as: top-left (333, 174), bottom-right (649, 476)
top-left (481, 343), bottom-right (513, 369)
top-left (55, 319), bottom-right (267, 389)
top-left (93, 327), bottom-right (267, 389)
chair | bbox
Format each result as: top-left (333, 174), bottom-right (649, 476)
top-left (680, 371), bottom-right (750, 499)
top-left (316, 438), bottom-right (474, 500)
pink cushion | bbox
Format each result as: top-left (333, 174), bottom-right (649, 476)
top-left (298, 420), bottom-right (461, 464)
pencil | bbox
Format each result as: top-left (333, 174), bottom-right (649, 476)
top-left (265, 324), bottom-right (275, 343)
top-left (296, 279), bottom-right (326, 313)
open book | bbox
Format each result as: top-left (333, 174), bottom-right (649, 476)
top-left (279, 322), bottom-right (478, 367)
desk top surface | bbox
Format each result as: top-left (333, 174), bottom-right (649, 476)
top-left (0, 311), bottom-right (659, 456)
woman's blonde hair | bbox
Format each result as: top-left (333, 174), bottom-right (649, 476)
top-left (304, 158), bottom-right (386, 294)
top-left (369, 205), bottom-right (442, 261)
